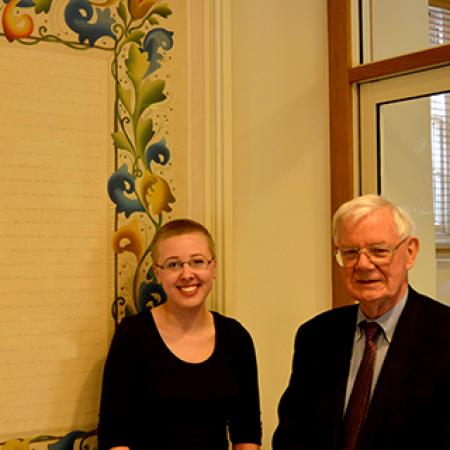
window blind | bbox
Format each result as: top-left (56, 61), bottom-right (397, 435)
top-left (429, 6), bottom-right (450, 240)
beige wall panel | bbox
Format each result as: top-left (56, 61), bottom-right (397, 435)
top-left (228, 1), bottom-right (331, 447)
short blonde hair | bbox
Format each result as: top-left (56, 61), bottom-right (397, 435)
top-left (151, 219), bottom-right (216, 261)
top-left (332, 194), bottom-right (416, 244)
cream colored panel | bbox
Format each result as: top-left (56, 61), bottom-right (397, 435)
top-left (0, 44), bottom-right (113, 440)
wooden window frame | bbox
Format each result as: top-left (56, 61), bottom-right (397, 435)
top-left (328, 0), bottom-right (450, 307)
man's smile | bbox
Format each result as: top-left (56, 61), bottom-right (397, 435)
top-left (355, 279), bottom-right (381, 284)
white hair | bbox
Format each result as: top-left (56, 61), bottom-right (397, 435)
top-left (332, 194), bottom-right (416, 244)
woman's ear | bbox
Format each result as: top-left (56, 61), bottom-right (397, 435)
top-left (153, 264), bottom-right (162, 283)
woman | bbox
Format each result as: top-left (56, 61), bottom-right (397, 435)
top-left (98, 219), bottom-right (262, 450)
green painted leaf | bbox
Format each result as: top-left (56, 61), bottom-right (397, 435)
top-left (117, 1), bottom-right (128, 24)
top-left (112, 130), bottom-right (133, 152)
top-left (124, 30), bottom-right (145, 46)
top-left (135, 79), bottom-right (166, 120)
top-left (152, 4), bottom-right (172, 18)
top-left (148, 16), bottom-right (159, 26)
top-left (136, 117), bottom-right (154, 161)
top-left (125, 44), bottom-right (150, 91)
top-left (34, 0), bottom-right (52, 14)
top-left (118, 85), bottom-right (133, 115)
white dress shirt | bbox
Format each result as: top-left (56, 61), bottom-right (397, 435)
top-left (343, 289), bottom-right (408, 413)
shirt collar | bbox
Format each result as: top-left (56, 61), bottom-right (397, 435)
top-left (356, 288), bottom-right (409, 343)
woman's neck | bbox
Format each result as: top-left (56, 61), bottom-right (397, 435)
top-left (156, 302), bottom-right (211, 332)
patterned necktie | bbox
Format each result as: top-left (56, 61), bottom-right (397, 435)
top-left (341, 321), bottom-right (380, 450)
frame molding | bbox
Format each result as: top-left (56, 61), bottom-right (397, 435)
top-left (327, 0), bottom-right (355, 307)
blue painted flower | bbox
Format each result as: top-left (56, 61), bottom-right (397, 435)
top-left (145, 138), bottom-right (170, 168)
top-left (48, 431), bottom-right (86, 450)
top-left (141, 28), bottom-right (174, 76)
top-left (138, 281), bottom-right (166, 311)
top-left (65, 0), bottom-right (116, 47)
top-left (108, 164), bottom-right (145, 217)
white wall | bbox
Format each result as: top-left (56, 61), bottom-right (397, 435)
top-left (227, 1), bottom-right (331, 447)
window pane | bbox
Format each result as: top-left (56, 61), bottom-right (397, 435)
top-left (429, 4), bottom-right (450, 239)
top-left (358, 0), bottom-right (448, 64)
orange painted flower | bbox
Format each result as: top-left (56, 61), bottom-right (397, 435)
top-left (128, 0), bottom-right (158, 20)
top-left (139, 172), bottom-right (175, 215)
top-left (113, 220), bottom-right (144, 260)
top-left (2, 0), bottom-right (33, 42)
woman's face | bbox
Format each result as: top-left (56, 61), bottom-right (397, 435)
top-left (154, 232), bottom-right (216, 311)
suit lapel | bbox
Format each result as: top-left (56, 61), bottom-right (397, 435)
top-left (327, 306), bottom-right (359, 449)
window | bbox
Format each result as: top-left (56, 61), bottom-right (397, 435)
top-left (429, 4), bottom-right (450, 242)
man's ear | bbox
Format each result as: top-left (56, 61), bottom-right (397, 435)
top-left (210, 259), bottom-right (217, 280)
top-left (406, 237), bottom-right (420, 270)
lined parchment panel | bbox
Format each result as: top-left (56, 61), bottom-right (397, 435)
top-left (0, 44), bottom-right (113, 440)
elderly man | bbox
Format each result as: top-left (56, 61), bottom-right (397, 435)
top-left (273, 194), bottom-right (450, 450)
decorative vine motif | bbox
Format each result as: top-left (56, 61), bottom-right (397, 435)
top-left (0, 0), bottom-right (175, 448)
top-left (107, 2), bottom-right (174, 319)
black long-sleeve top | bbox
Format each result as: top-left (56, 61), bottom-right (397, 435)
top-left (98, 309), bottom-right (262, 450)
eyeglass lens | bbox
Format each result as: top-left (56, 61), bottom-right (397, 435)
top-left (163, 257), bottom-right (210, 270)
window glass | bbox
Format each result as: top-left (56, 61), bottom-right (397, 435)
top-left (358, 0), bottom-right (448, 64)
top-left (359, 66), bottom-right (450, 304)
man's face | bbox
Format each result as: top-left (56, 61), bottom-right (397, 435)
top-left (336, 207), bottom-right (419, 318)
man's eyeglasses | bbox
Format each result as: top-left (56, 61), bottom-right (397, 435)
top-left (334, 237), bottom-right (409, 268)
top-left (154, 256), bottom-right (214, 272)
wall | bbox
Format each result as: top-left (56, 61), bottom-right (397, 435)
top-left (227, 1), bottom-right (331, 447)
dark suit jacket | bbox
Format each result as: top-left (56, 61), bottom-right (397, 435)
top-left (272, 287), bottom-right (450, 450)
